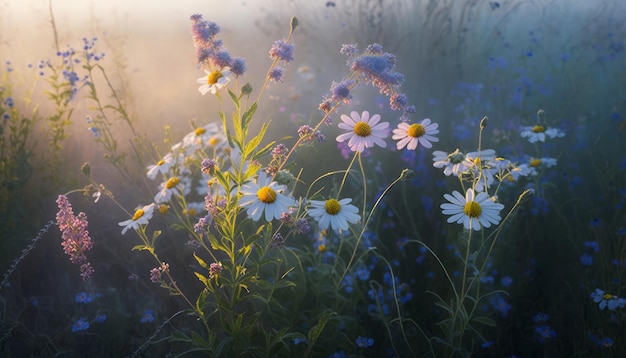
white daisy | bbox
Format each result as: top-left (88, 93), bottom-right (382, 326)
top-left (440, 188), bottom-right (504, 231)
top-left (239, 172), bottom-right (296, 221)
top-left (197, 67), bottom-right (231, 95)
top-left (527, 157), bottom-right (558, 175)
top-left (119, 203), bottom-right (156, 235)
top-left (154, 176), bottom-right (189, 204)
top-left (336, 111), bottom-right (389, 153)
top-left (392, 118), bottom-right (439, 150)
top-left (146, 153), bottom-right (174, 180)
top-left (520, 125), bottom-right (565, 143)
top-left (433, 149), bottom-right (473, 176)
top-left (307, 198), bottom-right (360, 231)
top-left (502, 163), bottom-right (531, 182)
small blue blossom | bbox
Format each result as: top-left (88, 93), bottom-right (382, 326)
top-left (579, 252), bottom-right (593, 266)
top-left (583, 240), bottom-right (599, 252)
top-left (293, 337), bottom-right (307, 345)
top-left (269, 67), bottom-right (285, 82)
top-left (533, 313), bottom-right (549, 323)
top-left (95, 313), bottom-right (107, 323)
top-left (501, 276), bottom-right (513, 287)
top-left (75, 292), bottom-right (94, 303)
top-left (230, 57), bottom-right (246, 76)
top-left (269, 39), bottom-right (295, 63)
top-left (355, 336), bottom-right (374, 348)
top-left (591, 288), bottom-right (626, 310)
top-left (3, 97), bottom-right (13, 108)
top-left (535, 325), bottom-right (556, 343)
top-left (140, 309), bottom-right (155, 323)
top-left (71, 318), bottom-right (90, 332)
top-left (329, 79), bottom-right (355, 104)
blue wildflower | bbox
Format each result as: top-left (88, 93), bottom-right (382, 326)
top-left (355, 336), bottom-right (374, 348)
top-left (230, 57), bottom-right (246, 76)
top-left (501, 276), bottom-right (513, 287)
top-left (329, 79), bottom-right (355, 104)
top-left (591, 288), bottom-right (626, 310)
top-left (72, 318), bottom-right (90, 332)
top-left (140, 309), bottom-right (155, 323)
top-left (269, 67), bottom-right (284, 82)
top-left (533, 313), bottom-right (549, 323)
top-left (535, 325), bottom-right (556, 342)
top-left (213, 50), bottom-right (232, 69)
top-left (490, 295), bottom-right (512, 317)
top-left (293, 337), bottom-right (307, 345)
top-left (75, 292), bottom-right (94, 303)
top-left (95, 313), bottom-right (107, 323)
top-left (269, 40), bottom-right (295, 63)
top-left (3, 97), bottom-right (13, 108)
top-left (579, 252), bottom-right (593, 266)
top-left (583, 241), bottom-right (600, 252)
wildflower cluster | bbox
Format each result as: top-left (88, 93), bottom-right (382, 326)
top-left (55, 195), bottom-right (94, 280)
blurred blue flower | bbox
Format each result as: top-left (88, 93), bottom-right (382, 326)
top-left (141, 309), bottom-right (155, 323)
top-left (579, 252), bottom-right (593, 266)
top-left (355, 336), bottom-right (374, 348)
top-left (72, 318), bottom-right (89, 332)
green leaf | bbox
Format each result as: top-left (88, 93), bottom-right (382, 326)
top-left (196, 288), bottom-right (209, 313)
top-left (194, 272), bottom-right (210, 287)
top-left (131, 244), bottom-right (151, 251)
top-left (306, 311), bottom-right (335, 351)
top-left (242, 102), bottom-right (258, 128)
top-left (193, 252), bottom-right (208, 269)
top-left (227, 88), bottom-right (240, 109)
top-left (471, 316), bottom-right (496, 327)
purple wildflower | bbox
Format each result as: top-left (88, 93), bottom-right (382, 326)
top-left (271, 233), bottom-right (285, 249)
top-left (213, 50), bottom-right (232, 69)
top-left (269, 66), bottom-right (285, 82)
top-left (329, 79), bottom-right (355, 104)
top-left (209, 262), bottom-right (223, 278)
top-left (201, 158), bottom-right (218, 175)
top-left (269, 39), bottom-right (295, 63)
top-left (297, 125), bottom-right (314, 140)
top-left (55, 195), bottom-right (94, 280)
top-left (230, 57), bottom-right (247, 76)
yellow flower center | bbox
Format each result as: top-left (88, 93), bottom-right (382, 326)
top-left (529, 159), bottom-right (542, 167)
top-left (184, 208), bottom-right (197, 216)
top-left (132, 209), bottom-right (145, 221)
top-left (603, 293), bottom-right (613, 300)
top-left (531, 125), bottom-right (545, 133)
top-left (158, 204), bottom-right (168, 215)
top-left (463, 201), bottom-right (482, 218)
top-left (353, 122), bottom-right (372, 137)
top-left (257, 186), bottom-right (277, 204)
top-left (318, 243), bottom-right (326, 252)
top-left (195, 127), bottom-right (206, 136)
top-left (157, 159), bottom-right (165, 166)
top-left (208, 136), bottom-right (219, 146)
top-left (325, 199), bottom-right (341, 215)
top-left (165, 177), bottom-right (180, 189)
top-left (407, 123), bottom-right (425, 138)
top-left (207, 70), bottom-right (223, 85)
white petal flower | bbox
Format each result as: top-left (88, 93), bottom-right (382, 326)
top-left (307, 198), bottom-right (360, 231)
top-left (336, 111), bottom-right (389, 153)
top-left (119, 203), bottom-right (156, 235)
top-left (440, 188), bottom-right (504, 231)
top-left (392, 118), bottom-right (439, 150)
top-left (197, 68), bottom-right (231, 95)
top-left (239, 172), bottom-right (297, 221)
